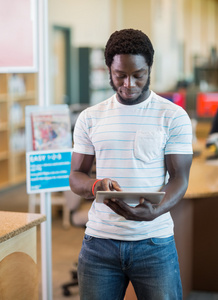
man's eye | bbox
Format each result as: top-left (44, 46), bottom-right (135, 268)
top-left (116, 75), bottom-right (125, 79)
top-left (134, 75), bottom-right (144, 79)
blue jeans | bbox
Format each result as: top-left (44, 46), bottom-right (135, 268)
top-left (78, 235), bottom-right (182, 300)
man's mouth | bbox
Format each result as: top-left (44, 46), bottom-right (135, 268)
top-left (121, 89), bottom-right (138, 98)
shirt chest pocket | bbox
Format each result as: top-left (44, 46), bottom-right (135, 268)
top-left (134, 130), bottom-right (165, 163)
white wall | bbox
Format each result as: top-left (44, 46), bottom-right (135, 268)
top-left (48, 0), bottom-right (111, 47)
top-left (48, 0), bottom-right (218, 95)
top-left (151, 0), bottom-right (182, 91)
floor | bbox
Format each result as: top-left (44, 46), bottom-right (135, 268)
top-left (186, 292), bottom-right (218, 300)
top-left (1, 183), bottom-right (218, 300)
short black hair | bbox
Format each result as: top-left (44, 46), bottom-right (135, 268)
top-left (104, 29), bottom-right (154, 68)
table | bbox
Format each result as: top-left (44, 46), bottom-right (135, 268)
top-left (174, 143), bottom-right (218, 296)
top-left (126, 142), bottom-right (218, 299)
top-left (0, 211), bottom-right (46, 300)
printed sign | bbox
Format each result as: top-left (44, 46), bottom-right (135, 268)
top-left (26, 149), bottom-right (73, 194)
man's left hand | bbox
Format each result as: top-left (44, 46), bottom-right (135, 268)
top-left (104, 197), bottom-right (159, 221)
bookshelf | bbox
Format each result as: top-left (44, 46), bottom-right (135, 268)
top-left (78, 47), bottom-right (113, 105)
top-left (0, 73), bottom-right (37, 190)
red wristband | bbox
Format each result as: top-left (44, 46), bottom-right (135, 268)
top-left (92, 179), bottom-right (101, 196)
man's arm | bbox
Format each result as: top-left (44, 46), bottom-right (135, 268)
top-left (69, 152), bottom-right (122, 199)
top-left (69, 152), bottom-right (96, 199)
top-left (156, 153), bottom-right (193, 215)
top-left (103, 153), bottom-right (192, 221)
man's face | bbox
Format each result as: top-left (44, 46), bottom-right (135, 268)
top-left (109, 54), bottom-right (151, 105)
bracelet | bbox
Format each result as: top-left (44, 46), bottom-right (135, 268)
top-left (92, 179), bottom-right (101, 196)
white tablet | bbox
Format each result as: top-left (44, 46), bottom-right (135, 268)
top-left (96, 191), bottom-right (165, 205)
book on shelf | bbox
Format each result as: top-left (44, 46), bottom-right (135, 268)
top-left (31, 110), bottom-right (72, 151)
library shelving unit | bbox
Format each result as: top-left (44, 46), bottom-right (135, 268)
top-left (78, 47), bottom-right (113, 105)
top-left (0, 73), bottom-right (37, 190)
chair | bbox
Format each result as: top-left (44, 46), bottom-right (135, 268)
top-left (28, 192), bottom-right (71, 229)
top-left (62, 262), bottom-right (79, 297)
top-left (61, 190), bottom-right (91, 297)
top-left (61, 157), bottom-right (95, 296)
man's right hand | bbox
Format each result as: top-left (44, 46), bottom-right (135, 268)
top-left (93, 178), bottom-right (122, 197)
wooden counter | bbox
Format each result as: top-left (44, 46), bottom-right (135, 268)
top-left (173, 142), bottom-right (218, 298)
top-left (0, 211), bottom-right (46, 300)
top-left (185, 144), bottom-right (218, 199)
top-left (126, 141), bottom-right (218, 299)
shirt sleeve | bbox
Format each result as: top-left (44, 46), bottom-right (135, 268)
top-left (73, 109), bottom-right (95, 155)
top-left (165, 107), bottom-right (193, 155)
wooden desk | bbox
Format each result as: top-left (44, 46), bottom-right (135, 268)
top-left (126, 142), bottom-right (218, 299)
top-left (173, 143), bottom-right (218, 297)
top-left (0, 211), bottom-right (46, 300)
top-left (185, 146), bottom-right (218, 199)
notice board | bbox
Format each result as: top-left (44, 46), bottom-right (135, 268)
top-left (26, 149), bottom-right (73, 193)
top-left (0, 0), bottom-right (38, 73)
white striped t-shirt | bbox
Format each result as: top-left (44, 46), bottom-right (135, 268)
top-left (73, 91), bottom-right (193, 241)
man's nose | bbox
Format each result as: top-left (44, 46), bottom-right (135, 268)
top-left (123, 76), bottom-right (136, 88)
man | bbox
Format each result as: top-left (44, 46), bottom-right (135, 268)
top-left (69, 29), bottom-right (193, 300)
top-left (206, 109), bottom-right (218, 158)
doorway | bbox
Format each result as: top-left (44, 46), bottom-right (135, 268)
top-left (52, 26), bottom-right (72, 105)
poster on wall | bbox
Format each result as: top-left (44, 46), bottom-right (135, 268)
top-left (31, 110), bottom-right (72, 151)
top-left (0, 0), bottom-right (38, 73)
top-left (25, 104), bottom-right (72, 151)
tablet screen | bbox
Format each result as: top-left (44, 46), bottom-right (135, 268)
top-left (96, 191), bottom-right (165, 205)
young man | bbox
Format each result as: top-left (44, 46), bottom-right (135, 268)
top-left (69, 29), bottom-right (193, 300)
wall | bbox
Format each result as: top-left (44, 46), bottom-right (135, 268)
top-left (121, 0), bottom-right (152, 36)
top-left (48, 0), bottom-right (112, 104)
top-left (151, 0), bottom-right (182, 91)
top-left (183, 0), bottom-right (218, 78)
top-left (48, 0), bottom-right (111, 47)
top-left (150, 0), bottom-right (218, 91)
top-left (48, 0), bottom-right (218, 98)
